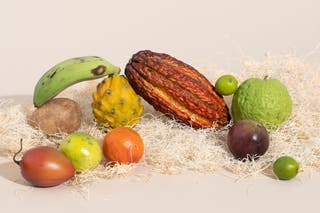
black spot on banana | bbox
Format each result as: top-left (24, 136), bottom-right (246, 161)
top-left (33, 56), bottom-right (120, 107)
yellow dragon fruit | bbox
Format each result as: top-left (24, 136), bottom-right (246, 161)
top-left (92, 74), bottom-right (143, 129)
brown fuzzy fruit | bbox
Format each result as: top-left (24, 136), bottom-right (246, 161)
top-left (29, 98), bottom-right (81, 134)
top-left (125, 50), bottom-right (230, 129)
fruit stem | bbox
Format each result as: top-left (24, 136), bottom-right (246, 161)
top-left (13, 139), bottom-right (23, 166)
top-left (263, 75), bottom-right (269, 80)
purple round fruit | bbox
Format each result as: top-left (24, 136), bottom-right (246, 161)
top-left (227, 119), bottom-right (269, 160)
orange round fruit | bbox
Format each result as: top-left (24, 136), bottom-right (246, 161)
top-left (103, 127), bottom-right (144, 164)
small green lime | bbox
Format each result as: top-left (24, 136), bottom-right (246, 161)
top-left (59, 132), bottom-right (102, 172)
top-left (215, 75), bottom-right (238, 96)
top-left (273, 156), bottom-right (299, 180)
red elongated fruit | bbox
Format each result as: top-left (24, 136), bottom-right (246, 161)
top-left (13, 140), bottom-right (75, 187)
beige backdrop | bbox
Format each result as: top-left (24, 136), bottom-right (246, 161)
top-left (0, 1), bottom-right (320, 213)
top-left (0, 0), bottom-right (320, 96)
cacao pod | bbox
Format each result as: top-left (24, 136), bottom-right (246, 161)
top-left (125, 50), bottom-right (230, 129)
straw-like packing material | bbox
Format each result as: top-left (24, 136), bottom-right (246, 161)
top-left (0, 54), bottom-right (319, 185)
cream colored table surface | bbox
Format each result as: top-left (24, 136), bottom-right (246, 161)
top-left (1, 0), bottom-right (320, 212)
top-left (1, 147), bottom-right (320, 213)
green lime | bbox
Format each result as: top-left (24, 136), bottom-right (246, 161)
top-left (215, 75), bottom-right (238, 96)
top-left (273, 156), bottom-right (299, 180)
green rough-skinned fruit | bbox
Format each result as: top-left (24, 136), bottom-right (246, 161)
top-left (34, 56), bottom-right (120, 107)
top-left (59, 132), bottom-right (102, 172)
top-left (231, 77), bottom-right (292, 130)
top-left (92, 74), bottom-right (144, 129)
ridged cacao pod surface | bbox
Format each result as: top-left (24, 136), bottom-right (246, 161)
top-left (125, 50), bottom-right (230, 129)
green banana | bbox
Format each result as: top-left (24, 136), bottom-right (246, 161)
top-left (33, 56), bottom-right (120, 107)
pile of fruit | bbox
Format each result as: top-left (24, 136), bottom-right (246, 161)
top-left (12, 50), bottom-right (304, 187)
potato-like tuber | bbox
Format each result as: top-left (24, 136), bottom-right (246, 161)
top-left (29, 98), bottom-right (81, 134)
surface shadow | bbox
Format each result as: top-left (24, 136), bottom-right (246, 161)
top-left (0, 161), bottom-right (29, 186)
top-left (1, 94), bottom-right (34, 115)
top-left (0, 94), bottom-right (33, 105)
top-left (261, 166), bottom-right (277, 180)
